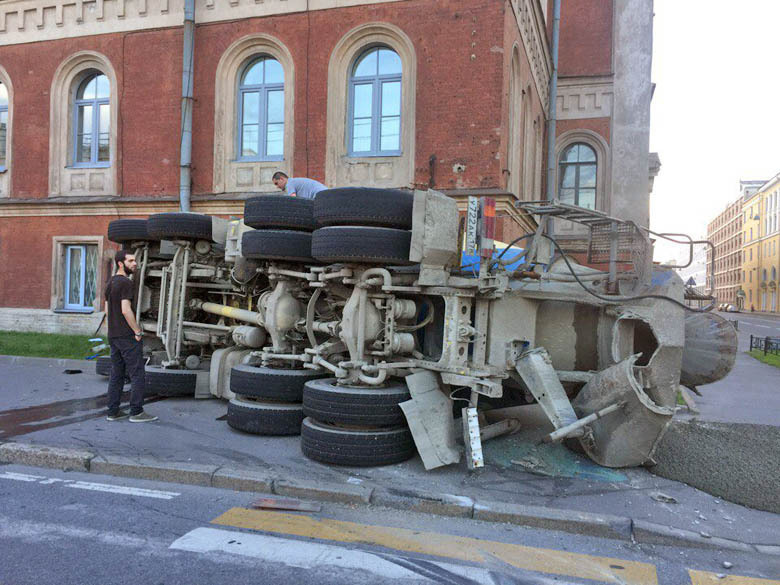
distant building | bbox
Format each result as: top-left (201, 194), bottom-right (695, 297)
top-left (705, 181), bottom-right (762, 309)
top-left (742, 172), bottom-right (780, 312)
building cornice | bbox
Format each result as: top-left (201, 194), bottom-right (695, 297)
top-left (0, 0), bottom-right (410, 46)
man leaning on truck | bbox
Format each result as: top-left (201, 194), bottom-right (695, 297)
top-left (104, 249), bottom-right (158, 423)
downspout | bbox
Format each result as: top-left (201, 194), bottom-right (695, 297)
top-left (179, 0), bottom-right (195, 212)
top-left (545, 0), bottom-right (561, 202)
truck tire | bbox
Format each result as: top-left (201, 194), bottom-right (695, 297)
top-left (313, 188), bottom-right (414, 229)
top-left (230, 365), bottom-right (327, 402)
top-left (244, 196), bottom-right (316, 231)
top-left (303, 378), bottom-right (410, 426)
top-left (241, 229), bottom-right (313, 263)
top-left (311, 226), bottom-right (411, 265)
top-left (147, 212), bottom-right (212, 240)
top-left (227, 397), bottom-right (304, 435)
top-left (301, 418), bottom-right (415, 467)
top-left (108, 219), bottom-right (156, 243)
top-left (95, 355), bottom-right (112, 377)
top-left (144, 365), bottom-right (197, 397)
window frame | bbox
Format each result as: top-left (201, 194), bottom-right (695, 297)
top-left (236, 57), bottom-right (285, 163)
top-left (347, 46), bottom-right (402, 158)
top-left (558, 142), bottom-right (597, 210)
top-left (0, 82), bottom-right (8, 173)
top-left (63, 243), bottom-right (98, 313)
top-left (72, 72), bottom-right (111, 169)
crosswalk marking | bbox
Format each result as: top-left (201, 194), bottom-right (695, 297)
top-left (212, 507), bottom-right (658, 585)
top-left (66, 480), bottom-right (180, 500)
top-left (689, 570), bottom-right (780, 585)
top-left (170, 527), bottom-right (526, 583)
top-left (0, 470), bottom-right (179, 499)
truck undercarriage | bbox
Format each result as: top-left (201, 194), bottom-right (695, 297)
top-left (106, 188), bottom-right (737, 470)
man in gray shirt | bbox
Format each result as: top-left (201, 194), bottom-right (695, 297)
top-left (272, 171), bottom-right (327, 200)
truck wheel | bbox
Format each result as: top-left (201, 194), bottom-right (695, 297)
top-left (147, 212), bottom-right (212, 240)
top-left (144, 365), bottom-right (197, 397)
top-left (303, 378), bottom-right (410, 426)
top-left (300, 418), bottom-right (415, 467)
top-left (95, 355), bottom-right (112, 377)
top-left (108, 219), bottom-right (156, 243)
top-left (241, 229), bottom-right (313, 262)
top-left (230, 365), bottom-right (327, 402)
top-left (244, 196), bottom-right (316, 231)
top-left (313, 188), bottom-right (414, 229)
top-left (311, 226), bottom-right (411, 265)
top-left (227, 397), bottom-right (304, 435)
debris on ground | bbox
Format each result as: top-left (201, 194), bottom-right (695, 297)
top-left (650, 491), bottom-right (678, 504)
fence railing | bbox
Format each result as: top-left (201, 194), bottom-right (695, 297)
top-left (750, 335), bottom-right (780, 356)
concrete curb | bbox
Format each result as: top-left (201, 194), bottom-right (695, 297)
top-left (473, 500), bottom-right (632, 541)
top-left (0, 355), bottom-right (95, 370)
top-left (0, 442), bottom-right (94, 471)
top-left (1, 440), bottom-right (778, 555)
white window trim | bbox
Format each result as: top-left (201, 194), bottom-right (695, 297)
top-left (552, 129), bottom-right (610, 238)
top-left (213, 34), bottom-right (295, 194)
top-left (0, 65), bottom-right (13, 198)
top-left (49, 51), bottom-right (118, 197)
top-left (326, 22), bottom-right (416, 188)
top-left (50, 236), bottom-right (105, 313)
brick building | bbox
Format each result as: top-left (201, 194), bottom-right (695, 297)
top-left (705, 180), bottom-right (763, 310)
top-left (0, 0), bottom-right (657, 333)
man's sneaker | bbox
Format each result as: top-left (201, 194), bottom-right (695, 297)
top-left (107, 409), bottom-right (130, 421)
top-left (129, 411), bottom-right (158, 423)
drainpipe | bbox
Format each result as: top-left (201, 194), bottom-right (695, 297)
top-left (545, 0), bottom-right (561, 202)
top-left (179, 0), bottom-right (195, 212)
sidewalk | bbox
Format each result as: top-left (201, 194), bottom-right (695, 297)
top-left (0, 355), bottom-right (778, 553)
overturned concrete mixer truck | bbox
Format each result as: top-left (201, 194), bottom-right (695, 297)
top-left (105, 188), bottom-right (737, 470)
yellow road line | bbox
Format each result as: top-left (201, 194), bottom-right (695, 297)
top-left (689, 570), bottom-right (780, 585)
top-left (212, 507), bottom-right (658, 585)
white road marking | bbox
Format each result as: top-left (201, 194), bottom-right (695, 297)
top-left (0, 471), bottom-right (179, 499)
top-left (66, 481), bottom-right (180, 500)
top-left (0, 471), bottom-right (47, 482)
top-left (0, 515), bottom-right (170, 548)
top-left (170, 527), bottom-right (531, 583)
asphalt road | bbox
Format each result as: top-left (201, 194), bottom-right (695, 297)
top-left (1, 464), bottom-right (778, 585)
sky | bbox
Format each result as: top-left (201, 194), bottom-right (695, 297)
top-left (649, 1), bottom-right (780, 261)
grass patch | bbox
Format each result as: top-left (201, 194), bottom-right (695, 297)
top-left (748, 349), bottom-right (780, 369)
top-left (0, 330), bottom-right (102, 360)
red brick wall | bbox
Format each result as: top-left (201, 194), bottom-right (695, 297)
top-left (558, 0), bottom-right (612, 77)
top-left (0, 215), bottom-right (120, 308)
top-left (192, 0), bottom-right (509, 193)
top-left (556, 117), bottom-right (610, 143)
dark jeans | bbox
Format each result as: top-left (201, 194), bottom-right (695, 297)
top-left (108, 336), bottom-right (146, 416)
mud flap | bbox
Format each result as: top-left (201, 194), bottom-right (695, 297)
top-left (400, 371), bottom-right (461, 470)
top-left (572, 355), bottom-right (673, 468)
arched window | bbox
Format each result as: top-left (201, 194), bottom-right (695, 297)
top-left (0, 82), bottom-right (7, 170)
top-left (348, 46), bottom-right (402, 156)
top-left (73, 72), bottom-right (110, 166)
top-left (558, 143), bottom-right (596, 209)
top-left (237, 57), bottom-right (284, 161)
top-left (772, 267), bottom-right (777, 281)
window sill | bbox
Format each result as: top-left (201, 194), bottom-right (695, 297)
top-left (233, 157), bottom-right (284, 163)
top-left (347, 152), bottom-right (402, 159)
top-left (54, 308), bottom-right (96, 314)
top-left (67, 163), bottom-right (111, 170)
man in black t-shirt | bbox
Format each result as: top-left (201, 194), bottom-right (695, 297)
top-left (104, 249), bottom-right (157, 423)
